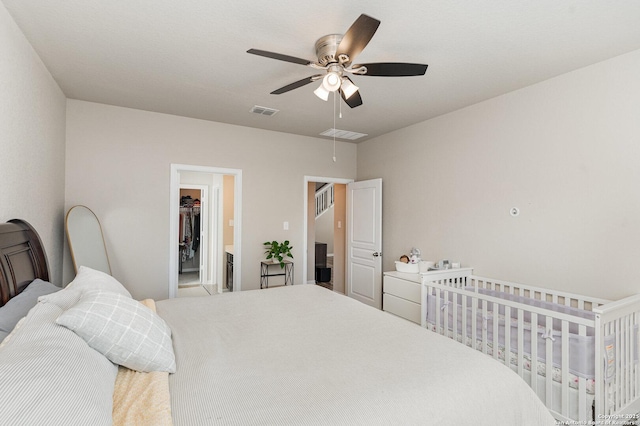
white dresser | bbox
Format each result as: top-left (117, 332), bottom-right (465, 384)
top-left (383, 268), bottom-right (473, 324)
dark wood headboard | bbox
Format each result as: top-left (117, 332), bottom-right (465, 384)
top-left (0, 219), bottom-right (50, 307)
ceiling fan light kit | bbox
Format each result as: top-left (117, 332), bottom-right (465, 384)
top-left (340, 77), bottom-right (358, 99)
top-left (247, 13), bottom-right (428, 108)
top-left (314, 70), bottom-right (343, 101)
top-left (322, 72), bottom-right (341, 91)
top-left (313, 85), bottom-right (330, 101)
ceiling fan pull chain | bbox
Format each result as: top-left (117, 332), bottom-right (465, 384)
top-left (333, 92), bottom-right (337, 162)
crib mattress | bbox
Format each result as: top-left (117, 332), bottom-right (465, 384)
top-left (426, 322), bottom-right (596, 394)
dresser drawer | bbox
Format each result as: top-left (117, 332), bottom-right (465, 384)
top-left (383, 293), bottom-right (421, 324)
top-left (384, 275), bottom-right (421, 303)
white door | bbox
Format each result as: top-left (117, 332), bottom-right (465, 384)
top-left (346, 178), bottom-right (382, 309)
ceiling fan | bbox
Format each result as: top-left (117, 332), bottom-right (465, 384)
top-left (247, 14), bottom-right (428, 108)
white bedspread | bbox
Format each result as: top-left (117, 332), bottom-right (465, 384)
top-left (157, 285), bottom-right (555, 425)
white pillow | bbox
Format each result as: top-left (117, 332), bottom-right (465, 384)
top-left (56, 290), bottom-right (176, 373)
top-left (40, 266), bottom-right (131, 311)
top-left (68, 266), bottom-right (132, 297)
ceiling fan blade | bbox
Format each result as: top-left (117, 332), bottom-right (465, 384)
top-left (335, 14), bottom-right (381, 67)
top-left (271, 75), bottom-right (322, 94)
top-left (354, 62), bottom-right (428, 76)
top-left (247, 48), bottom-right (311, 66)
top-left (340, 87), bottom-right (363, 108)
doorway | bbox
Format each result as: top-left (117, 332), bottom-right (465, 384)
top-left (169, 164), bottom-right (242, 299)
top-left (178, 185), bottom-right (209, 294)
top-left (303, 176), bottom-right (352, 294)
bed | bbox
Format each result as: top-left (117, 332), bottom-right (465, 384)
top-left (0, 219), bottom-right (555, 425)
top-left (422, 269), bottom-right (640, 425)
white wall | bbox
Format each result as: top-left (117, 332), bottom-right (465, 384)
top-left (0, 4), bottom-right (66, 285)
top-left (65, 100), bottom-right (356, 300)
top-left (358, 49), bottom-right (640, 300)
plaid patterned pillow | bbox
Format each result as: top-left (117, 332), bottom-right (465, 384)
top-left (57, 290), bottom-right (175, 373)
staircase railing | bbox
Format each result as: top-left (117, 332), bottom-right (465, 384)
top-left (315, 183), bottom-right (334, 219)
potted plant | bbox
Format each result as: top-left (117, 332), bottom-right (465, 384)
top-left (264, 240), bottom-right (293, 268)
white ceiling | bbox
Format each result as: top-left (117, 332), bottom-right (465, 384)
top-left (4, 0), bottom-right (640, 143)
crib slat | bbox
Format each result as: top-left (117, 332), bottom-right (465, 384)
top-left (517, 286), bottom-right (524, 386)
top-left (614, 319), bottom-right (623, 410)
top-left (421, 284), bottom-right (428, 328)
top-left (461, 287), bottom-right (468, 348)
top-left (561, 319), bottom-right (570, 418)
top-left (482, 299), bottom-right (488, 355)
top-left (443, 289), bottom-right (450, 338)
top-left (608, 321), bottom-right (615, 415)
top-left (594, 314), bottom-right (604, 420)
top-left (620, 317), bottom-right (625, 411)
top-left (578, 377), bottom-right (587, 422)
top-left (632, 315), bottom-right (637, 405)
top-left (578, 324), bottom-right (587, 422)
top-left (531, 312), bottom-right (538, 395)
top-left (471, 291), bottom-right (478, 351)
top-left (545, 316), bottom-right (553, 408)
top-left (517, 309), bottom-right (524, 378)
top-left (629, 313), bottom-right (640, 400)
top-left (624, 315), bottom-right (630, 405)
top-left (435, 287), bottom-right (442, 335)
top-left (452, 289), bottom-right (459, 340)
top-left (615, 319), bottom-right (621, 412)
top-left (504, 305), bottom-right (511, 369)
top-left (492, 300), bottom-right (499, 361)
top-left (633, 313), bottom-right (639, 402)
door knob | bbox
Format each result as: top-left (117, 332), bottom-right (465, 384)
top-left (373, 252), bottom-right (382, 257)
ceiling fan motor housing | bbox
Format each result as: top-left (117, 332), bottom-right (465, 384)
top-left (315, 34), bottom-right (343, 66)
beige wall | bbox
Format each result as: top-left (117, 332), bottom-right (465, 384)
top-left (65, 100), bottom-right (357, 300)
top-left (358, 49), bottom-right (640, 300)
top-left (0, 4), bottom-right (66, 285)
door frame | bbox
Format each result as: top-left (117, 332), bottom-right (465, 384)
top-left (302, 176), bottom-right (353, 288)
top-left (169, 164), bottom-right (242, 298)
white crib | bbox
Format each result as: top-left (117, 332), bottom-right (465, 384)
top-left (421, 269), bottom-right (640, 424)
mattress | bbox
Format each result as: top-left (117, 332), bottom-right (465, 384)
top-left (157, 285), bottom-right (555, 425)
